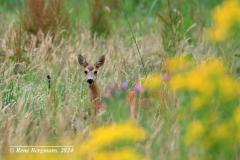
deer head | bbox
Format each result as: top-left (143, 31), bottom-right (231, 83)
top-left (78, 54), bottom-right (105, 85)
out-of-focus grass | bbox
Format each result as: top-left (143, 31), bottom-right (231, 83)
top-left (0, 0), bottom-right (240, 160)
top-left (0, 26), bottom-right (175, 159)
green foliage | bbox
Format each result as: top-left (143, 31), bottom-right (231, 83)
top-left (103, 90), bottom-right (130, 122)
top-left (0, 0), bottom-right (24, 9)
top-left (0, 0), bottom-right (240, 160)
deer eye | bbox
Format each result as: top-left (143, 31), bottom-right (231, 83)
top-left (84, 71), bottom-right (88, 74)
top-left (94, 71), bottom-right (98, 74)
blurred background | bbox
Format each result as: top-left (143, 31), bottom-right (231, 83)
top-left (0, 0), bottom-right (224, 36)
top-left (0, 1), bottom-right (240, 160)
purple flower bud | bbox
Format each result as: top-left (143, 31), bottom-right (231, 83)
top-left (119, 81), bottom-right (128, 89)
top-left (163, 73), bottom-right (171, 82)
top-left (133, 82), bottom-right (143, 93)
top-left (110, 83), bottom-right (119, 95)
top-left (103, 83), bottom-right (119, 97)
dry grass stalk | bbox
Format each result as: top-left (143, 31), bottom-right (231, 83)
top-left (22, 0), bottom-right (69, 36)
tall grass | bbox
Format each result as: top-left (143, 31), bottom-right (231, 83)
top-left (22, 0), bottom-right (69, 36)
top-left (0, 0), bottom-right (239, 160)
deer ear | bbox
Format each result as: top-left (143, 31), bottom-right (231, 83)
top-left (78, 54), bottom-right (88, 67)
top-left (95, 55), bottom-right (105, 68)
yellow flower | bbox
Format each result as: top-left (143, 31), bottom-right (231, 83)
top-left (79, 122), bottom-right (146, 155)
top-left (185, 121), bottom-right (205, 145)
top-left (5, 122), bottom-right (147, 160)
top-left (191, 96), bottom-right (207, 110)
top-left (185, 59), bottom-right (224, 95)
top-left (214, 123), bottom-right (231, 140)
top-left (142, 73), bottom-right (163, 93)
top-left (166, 54), bottom-right (194, 73)
top-left (169, 74), bottom-right (185, 91)
top-left (170, 58), bottom-right (240, 112)
top-left (234, 107), bottom-right (240, 124)
top-left (208, 0), bottom-right (240, 41)
top-left (219, 76), bottom-right (240, 100)
top-left (170, 59), bottom-right (224, 95)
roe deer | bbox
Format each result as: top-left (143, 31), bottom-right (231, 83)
top-left (77, 54), bottom-right (105, 120)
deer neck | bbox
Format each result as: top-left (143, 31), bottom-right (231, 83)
top-left (89, 82), bottom-right (100, 100)
top-left (89, 82), bottom-right (104, 110)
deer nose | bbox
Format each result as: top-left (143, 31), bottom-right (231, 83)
top-left (87, 79), bottom-right (94, 84)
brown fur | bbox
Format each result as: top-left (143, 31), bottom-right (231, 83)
top-left (89, 82), bottom-right (105, 114)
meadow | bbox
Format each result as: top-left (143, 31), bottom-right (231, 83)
top-left (0, 0), bottom-right (240, 160)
